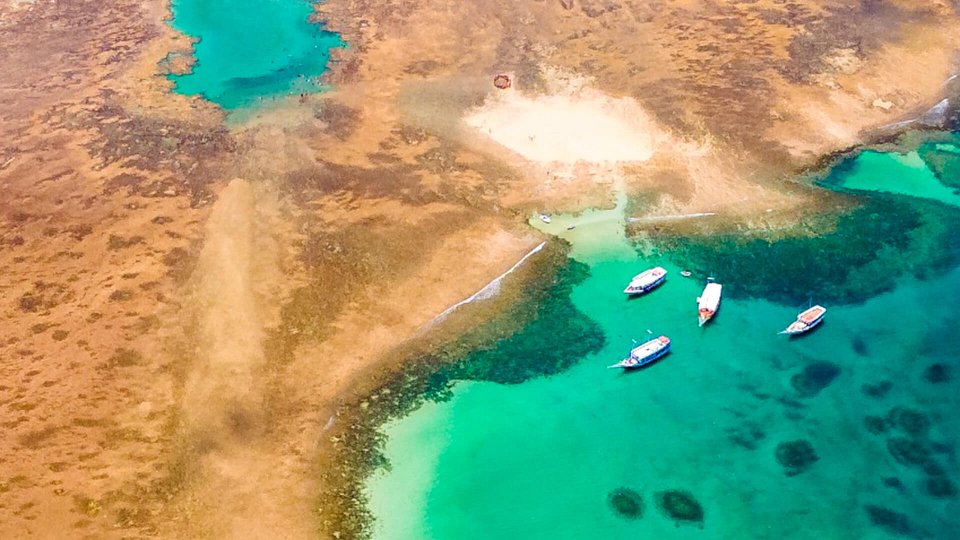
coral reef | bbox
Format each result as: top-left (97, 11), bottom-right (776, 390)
top-left (607, 488), bottom-right (644, 520)
top-left (654, 490), bottom-right (704, 526)
top-left (886, 407), bottom-right (931, 437)
top-left (791, 362), bottom-right (840, 397)
top-left (923, 363), bottom-right (950, 384)
top-left (926, 476), bottom-right (957, 498)
top-left (861, 380), bottom-right (892, 399)
top-left (776, 440), bottom-right (819, 476)
top-left (863, 416), bottom-right (887, 435)
top-left (864, 505), bottom-right (912, 536)
top-left (886, 437), bottom-right (930, 468)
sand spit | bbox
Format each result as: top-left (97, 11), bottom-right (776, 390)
top-left (171, 178), bottom-right (316, 539)
top-left (182, 179), bottom-right (269, 439)
top-left (465, 86), bottom-right (657, 164)
top-left (462, 70), bottom-right (804, 220)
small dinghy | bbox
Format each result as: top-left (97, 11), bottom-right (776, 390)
top-left (539, 214), bottom-right (552, 223)
top-left (680, 270), bottom-right (692, 277)
top-left (609, 336), bottom-right (671, 369)
top-left (780, 305), bottom-right (827, 335)
top-left (697, 281), bottom-right (722, 326)
top-left (623, 267), bottom-right (667, 296)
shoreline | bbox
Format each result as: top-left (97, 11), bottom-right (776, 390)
top-left (311, 239), bottom-right (578, 539)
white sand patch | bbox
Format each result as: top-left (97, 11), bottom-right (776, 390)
top-left (465, 85), bottom-right (659, 165)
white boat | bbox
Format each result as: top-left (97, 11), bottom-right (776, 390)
top-left (780, 305), bottom-right (827, 335)
top-left (609, 336), bottom-right (671, 369)
top-left (680, 270), bottom-right (692, 277)
top-left (623, 267), bottom-right (667, 295)
top-left (539, 214), bottom-right (552, 223)
top-left (697, 282), bottom-right (722, 326)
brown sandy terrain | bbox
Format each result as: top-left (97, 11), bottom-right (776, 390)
top-left (1, 0), bottom-right (959, 537)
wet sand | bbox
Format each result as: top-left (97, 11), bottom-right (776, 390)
top-left (0, 0), bottom-right (959, 537)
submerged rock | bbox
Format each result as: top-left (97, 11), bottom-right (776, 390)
top-left (607, 487), bottom-right (644, 520)
top-left (776, 440), bottom-right (819, 476)
top-left (861, 380), bottom-right (893, 399)
top-left (655, 490), bottom-right (704, 526)
top-left (924, 363), bottom-right (950, 384)
top-left (926, 476), bottom-right (957, 498)
top-left (852, 336), bottom-right (869, 356)
top-left (864, 505), bottom-right (912, 536)
top-left (886, 437), bottom-right (930, 468)
top-left (791, 362), bottom-right (840, 397)
top-left (727, 423), bottom-right (766, 450)
top-left (887, 407), bottom-right (931, 436)
top-left (881, 477), bottom-right (905, 492)
top-left (863, 416), bottom-right (887, 435)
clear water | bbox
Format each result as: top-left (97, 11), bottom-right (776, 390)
top-left (828, 149), bottom-right (960, 207)
top-left (365, 138), bottom-right (960, 538)
top-left (167, 0), bottom-right (344, 109)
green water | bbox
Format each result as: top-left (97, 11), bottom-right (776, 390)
top-left (365, 136), bottom-right (960, 538)
top-left (168, 0), bottom-right (343, 109)
top-left (823, 139), bottom-right (960, 207)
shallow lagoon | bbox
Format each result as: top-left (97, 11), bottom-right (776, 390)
top-left (365, 136), bottom-right (960, 538)
top-left (168, 0), bottom-right (343, 109)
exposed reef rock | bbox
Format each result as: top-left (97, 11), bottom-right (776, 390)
top-left (607, 487), bottom-right (644, 520)
top-left (655, 490), bottom-right (704, 527)
top-left (791, 362), bottom-right (840, 397)
top-left (776, 440), bottom-right (819, 476)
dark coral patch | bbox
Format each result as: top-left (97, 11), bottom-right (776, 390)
top-left (886, 407), bottom-right (930, 436)
top-left (863, 416), bottom-right (887, 435)
top-left (607, 488), bottom-right (644, 520)
top-left (791, 362), bottom-right (840, 397)
top-left (655, 490), bottom-right (704, 526)
top-left (924, 363), bottom-right (950, 384)
top-left (861, 380), bottom-right (892, 399)
top-left (882, 477), bottom-right (904, 492)
top-left (864, 505), bottom-right (911, 536)
top-left (926, 476), bottom-right (957, 499)
top-left (886, 437), bottom-right (930, 468)
top-left (776, 440), bottom-right (819, 476)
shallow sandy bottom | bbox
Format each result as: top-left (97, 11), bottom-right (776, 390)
top-left (465, 85), bottom-right (657, 165)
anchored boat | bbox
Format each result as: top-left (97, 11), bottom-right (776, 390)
top-left (697, 281), bottom-right (722, 326)
top-left (623, 267), bottom-right (667, 296)
top-left (780, 305), bottom-right (827, 335)
top-left (609, 336), bottom-right (671, 369)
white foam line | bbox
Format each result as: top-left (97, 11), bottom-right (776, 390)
top-left (426, 241), bottom-right (547, 327)
top-left (627, 212), bottom-right (717, 223)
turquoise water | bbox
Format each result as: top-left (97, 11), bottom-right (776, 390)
top-left (168, 0), bottom-right (343, 109)
top-left (826, 148), bottom-right (960, 207)
top-left (364, 134), bottom-right (960, 538)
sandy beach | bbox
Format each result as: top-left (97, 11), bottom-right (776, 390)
top-left (1, 0), bottom-right (959, 537)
